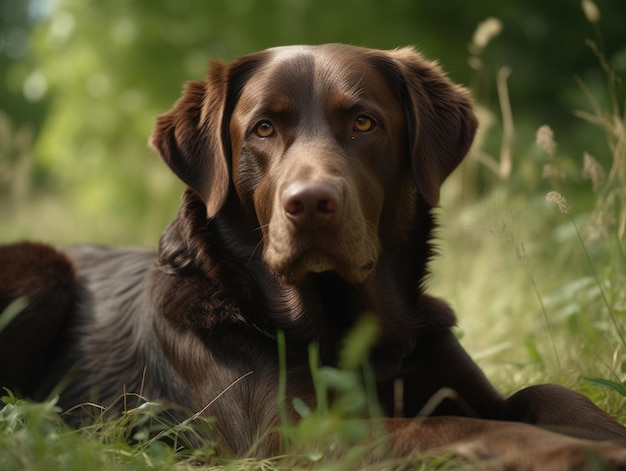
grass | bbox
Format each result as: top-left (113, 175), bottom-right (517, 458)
top-left (1, 4), bottom-right (626, 469)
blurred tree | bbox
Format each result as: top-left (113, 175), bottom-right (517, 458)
top-left (0, 0), bottom-right (48, 133)
top-left (471, 0), bottom-right (626, 175)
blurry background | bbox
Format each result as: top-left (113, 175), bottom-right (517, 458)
top-left (1, 0), bottom-right (625, 400)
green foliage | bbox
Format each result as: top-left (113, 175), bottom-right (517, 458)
top-left (0, 388), bottom-right (224, 471)
top-left (0, 393), bottom-right (177, 471)
top-left (276, 316), bottom-right (383, 467)
top-left (273, 316), bottom-right (478, 469)
top-left (584, 376), bottom-right (626, 397)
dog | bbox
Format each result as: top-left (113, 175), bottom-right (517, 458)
top-left (2, 43), bottom-right (626, 468)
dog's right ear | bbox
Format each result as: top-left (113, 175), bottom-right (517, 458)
top-left (150, 61), bottom-right (230, 218)
top-left (150, 54), bottom-right (266, 218)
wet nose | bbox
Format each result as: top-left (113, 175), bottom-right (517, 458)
top-left (282, 181), bottom-right (341, 230)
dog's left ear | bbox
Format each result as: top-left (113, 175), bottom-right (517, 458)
top-left (384, 48), bottom-right (478, 207)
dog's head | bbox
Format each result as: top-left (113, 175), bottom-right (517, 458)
top-left (151, 44), bottom-right (476, 284)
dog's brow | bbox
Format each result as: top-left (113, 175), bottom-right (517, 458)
top-left (315, 58), bottom-right (370, 100)
top-left (256, 94), bottom-right (295, 115)
top-left (236, 81), bottom-right (296, 121)
top-left (326, 91), bottom-right (360, 111)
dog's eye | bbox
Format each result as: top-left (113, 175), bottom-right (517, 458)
top-left (354, 115), bottom-right (374, 132)
top-left (254, 120), bottom-right (275, 138)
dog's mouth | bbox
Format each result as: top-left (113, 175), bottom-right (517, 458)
top-left (272, 247), bottom-right (376, 285)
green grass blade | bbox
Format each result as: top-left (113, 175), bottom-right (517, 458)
top-left (0, 297), bottom-right (27, 334)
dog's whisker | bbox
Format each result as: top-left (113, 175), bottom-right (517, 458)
top-left (247, 237), bottom-right (265, 267)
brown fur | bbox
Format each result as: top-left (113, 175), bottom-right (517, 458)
top-left (1, 44), bottom-right (626, 468)
top-left (0, 242), bottom-right (76, 396)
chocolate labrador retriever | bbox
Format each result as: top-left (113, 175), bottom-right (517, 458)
top-left (1, 44), bottom-right (626, 468)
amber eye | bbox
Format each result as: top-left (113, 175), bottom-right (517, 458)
top-left (254, 120), bottom-right (274, 137)
top-left (354, 115), bottom-right (374, 132)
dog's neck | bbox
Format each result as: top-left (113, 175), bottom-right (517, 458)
top-left (158, 190), bottom-right (435, 358)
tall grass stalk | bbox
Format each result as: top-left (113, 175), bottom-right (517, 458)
top-left (573, 215), bottom-right (625, 348)
top-left (276, 330), bottom-right (290, 452)
top-left (522, 248), bottom-right (562, 372)
top-left (504, 218), bottom-right (562, 372)
top-left (546, 190), bottom-right (624, 346)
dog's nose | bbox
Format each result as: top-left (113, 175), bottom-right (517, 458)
top-left (282, 181), bottom-right (341, 229)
